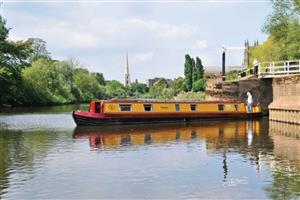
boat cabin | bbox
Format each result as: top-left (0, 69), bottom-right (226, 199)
top-left (88, 99), bottom-right (261, 114)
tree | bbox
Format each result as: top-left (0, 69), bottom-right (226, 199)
top-left (92, 72), bottom-right (106, 86)
top-left (263, 0), bottom-right (292, 41)
top-left (173, 77), bottom-right (186, 94)
top-left (250, 37), bottom-right (283, 63)
top-left (0, 16), bottom-right (32, 105)
top-left (28, 38), bottom-right (50, 62)
top-left (195, 57), bottom-right (204, 80)
top-left (22, 59), bottom-right (76, 104)
top-left (149, 80), bottom-right (167, 99)
top-left (105, 80), bottom-right (126, 98)
top-left (184, 54), bottom-right (194, 91)
top-left (192, 79), bottom-right (206, 92)
top-left (127, 82), bottom-right (148, 97)
top-left (252, 0), bottom-right (300, 62)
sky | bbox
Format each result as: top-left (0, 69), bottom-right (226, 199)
top-left (2, 0), bottom-right (273, 83)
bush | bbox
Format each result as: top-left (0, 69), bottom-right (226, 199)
top-left (192, 79), bottom-right (206, 92)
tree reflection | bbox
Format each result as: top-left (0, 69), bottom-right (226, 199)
top-left (0, 129), bottom-right (62, 197)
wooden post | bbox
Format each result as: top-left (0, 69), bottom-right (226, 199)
top-left (222, 48), bottom-right (226, 81)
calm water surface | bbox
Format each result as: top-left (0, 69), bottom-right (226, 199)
top-left (0, 105), bottom-right (300, 199)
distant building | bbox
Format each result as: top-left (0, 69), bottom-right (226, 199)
top-left (243, 40), bottom-right (259, 68)
top-left (124, 53), bottom-right (131, 86)
top-left (146, 77), bottom-right (172, 87)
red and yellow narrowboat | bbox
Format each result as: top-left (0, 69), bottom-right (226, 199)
top-left (72, 99), bottom-right (262, 126)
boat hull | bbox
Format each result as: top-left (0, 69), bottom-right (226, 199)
top-left (73, 111), bottom-right (262, 126)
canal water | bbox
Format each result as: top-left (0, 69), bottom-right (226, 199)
top-left (0, 105), bottom-right (300, 199)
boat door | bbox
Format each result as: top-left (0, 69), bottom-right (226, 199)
top-left (95, 101), bottom-right (101, 113)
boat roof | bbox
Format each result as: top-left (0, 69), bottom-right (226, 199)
top-left (93, 98), bottom-right (243, 104)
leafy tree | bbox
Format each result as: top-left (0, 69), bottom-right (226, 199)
top-left (148, 79), bottom-right (168, 99)
top-left (73, 68), bottom-right (106, 101)
top-left (225, 70), bottom-right (239, 81)
top-left (250, 37), bottom-right (283, 63)
top-left (192, 79), bottom-right (206, 92)
top-left (195, 57), bottom-right (204, 80)
top-left (263, 0), bottom-right (293, 41)
top-left (0, 16), bottom-right (32, 105)
top-left (255, 0), bottom-right (300, 62)
top-left (127, 82), bottom-right (148, 97)
top-left (92, 72), bottom-right (106, 86)
top-left (28, 38), bottom-right (50, 62)
top-left (285, 20), bottom-right (300, 59)
top-left (173, 77), bottom-right (186, 94)
top-left (184, 54), bottom-right (194, 91)
top-left (105, 80), bottom-right (126, 98)
top-left (22, 59), bottom-right (75, 104)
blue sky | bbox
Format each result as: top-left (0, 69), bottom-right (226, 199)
top-left (3, 0), bottom-right (272, 83)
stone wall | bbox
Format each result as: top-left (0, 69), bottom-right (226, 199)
top-left (205, 78), bottom-right (273, 115)
top-left (269, 75), bottom-right (300, 124)
top-left (205, 75), bottom-right (300, 123)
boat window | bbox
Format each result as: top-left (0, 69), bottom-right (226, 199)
top-left (120, 135), bottom-right (131, 145)
top-left (190, 104), bottom-right (197, 111)
top-left (119, 104), bottom-right (132, 111)
top-left (95, 102), bottom-right (101, 113)
top-left (144, 134), bottom-right (152, 144)
top-left (234, 104), bottom-right (238, 111)
top-left (175, 104), bottom-right (180, 111)
top-left (143, 104), bottom-right (152, 111)
top-left (191, 130), bottom-right (196, 139)
top-left (218, 104), bottom-right (225, 111)
top-left (176, 130), bottom-right (180, 140)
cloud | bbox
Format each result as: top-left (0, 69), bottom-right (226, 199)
top-left (8, 2), bottom-right (267, 82)
top-left (134, 52), bottom-right (154, 63)
top-left (193, 40), bottom-right (208, 49)
top-left (8, 7), bottom-right (202, 52)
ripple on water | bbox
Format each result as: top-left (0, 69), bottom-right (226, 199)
top-left (0, 114), bottom-right (75, 131)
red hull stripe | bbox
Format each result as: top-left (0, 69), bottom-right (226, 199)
top-left (73, 111), bottom-right (261, 119)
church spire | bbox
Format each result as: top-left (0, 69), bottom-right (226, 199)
top-left (124, 52), bottom-right (130, 86)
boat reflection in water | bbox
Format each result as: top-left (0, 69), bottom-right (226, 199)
top-left (73, 120), bottom-right (264, 184)
top-left (73, 120), bottom-right (261, 150)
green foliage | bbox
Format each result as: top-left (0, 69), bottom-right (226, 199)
top-left (192, 79), bottom-right (206, 92)
top-left (126, 82), bottom-right (148, 97)
top-left (105, 80), bottom-right (127, 98)
top-left (92, 72), bottom-right (106, 86)
top-left (23, 59), bottom-right (74, 104)
top-left (73, 68), bottom-right (106, 102)
top-left (0, 16), bottom-right (32, 105)
top-left (263, 0), bottom-right (293, 40)
top-left (250, 37), bottom-right (283, 63)
top-left (175, 92), bottom-right (205, 100)
top-left (184, 54), bottom-right (194, 91)
top-left (27, 38), bottom-right (51, 62)
top-left (0, 16), bottom-right (9, 41)
top-left (194, 57), bottom-right (204, 81)
top-left (21, 59), bottom-right (107, 105)
top-left (225, 70), bottom-right (239, 81)
top-left (285, 20), bottom-right (300, 59)
top-left (184, 54), bottom-right (206, 93)
top-left (254, 0), bottom-right (300, 62)
top-left (173, 77), bottom-right (186, 94)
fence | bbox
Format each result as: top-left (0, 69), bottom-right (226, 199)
top-left (239, 60), bottom-right (300, 78)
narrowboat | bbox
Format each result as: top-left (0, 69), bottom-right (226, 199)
top-left (72, 99), bottom-right (262, 126)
